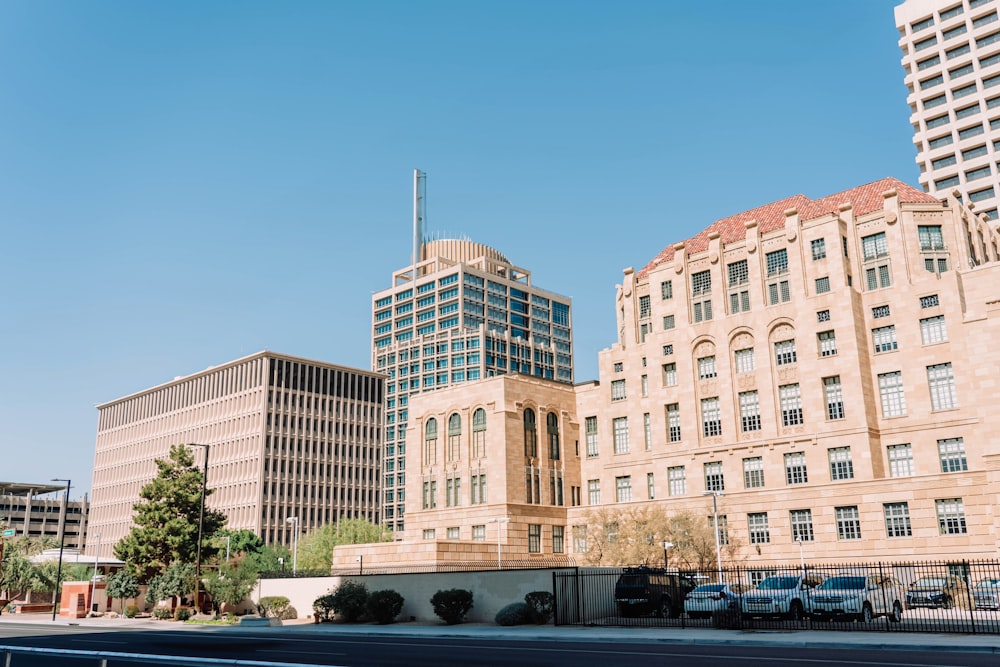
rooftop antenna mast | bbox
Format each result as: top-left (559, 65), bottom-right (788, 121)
top-left (412, 169), bottom-right (426, 266)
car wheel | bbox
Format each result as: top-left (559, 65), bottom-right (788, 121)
top-left (657, 597), bottom-right (670, 618)
top-left (787, 600), bottom-right (804, 622)
top-left (889, 601), bottom-right (903, 623)
top-left (860, 603), bottom-right (873, 623)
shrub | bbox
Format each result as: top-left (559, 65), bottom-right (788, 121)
top-left (173, 606), bottom-right (191, 622)
top-left (366, 589), bottom-right (404, 625)
top-left (152, 607), bottom-right (173, 620)
top-left (430, 589), bottom-right (474, 625)
top-left (258, 596), bottom-right (292, 619)
top-left (523, 591), bottom-right (554, 624)
top-left (330, 581), bottom-right (369, 622)
top-left (313, 593), bottom-right (337, 623)
top-left (494, 602), bottom-right (529, 626)
top-left (124, 605), bottom-right (138, 619)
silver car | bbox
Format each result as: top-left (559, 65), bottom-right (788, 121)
top-left (684, 583), bottom-right (743, 619)
top-left (973, 578), bottom-right (1000, 611)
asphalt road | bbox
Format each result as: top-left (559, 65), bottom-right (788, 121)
top-left (1, 626), bottom-right (998, 667)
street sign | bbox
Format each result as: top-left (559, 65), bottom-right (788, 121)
top-left (1, 529), bottom-right (14, 537)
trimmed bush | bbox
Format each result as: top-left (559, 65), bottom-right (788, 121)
top-left (494, 602), bottom-right (529, 626)
top-left (173, 606), bottom-right (191, 622)
top-left (258, 596), bottom-right (293, 619)
top-left (366, 589), bottom-right (404, 624)
top-left (152, 607), bottom-right (173, 620)
top-left (523, 591), bottom-right (554, 624)
top-left (313, 593), bottom-right (337, 623)
top-left (430, 589), bottom-right (473, 625)
top-left (124, 605), bottom-right (138, 619)
top-left (330, 581), bottom-right (369, 622)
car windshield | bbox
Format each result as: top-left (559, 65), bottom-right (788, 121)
top-left (692, 584), bottom-right (725, 593)
top-left (618, 575), bottom-right (645, 586)
top-left (819, 576), bottom-right (865, 590)
top-left (758, 577), bottom-right (798, 590)
top-left (976, 580), bottom-right (1000, 590)
top-left (913, 577), bottom-right (948, 587)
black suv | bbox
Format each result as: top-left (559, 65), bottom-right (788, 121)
top-left (614, 567), bottom-right (696, 618)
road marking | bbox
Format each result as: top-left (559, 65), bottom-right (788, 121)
top-left (71, 639), bottom-right (129, 645)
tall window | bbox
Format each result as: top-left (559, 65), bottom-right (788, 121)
top-left (739, 391), bottom-right (761, 432)
top-left (422, 479), bottom-right (437, 509)
top-left (698, 356), bottom-right (717, 380)
top-left (613, 417), bottom-right (629, 454)
top-left (552, 525), bottom-right (565, 554)
top-left (862, 232), bottom-right (888, 259)
top-left (790, 509), bottom-right (814, 542)
top-left (445, 475), bottom-right (461, 507)
top-left (884, 502), bottom-right (912, 538)
top-left (663, 314), bottom-right (675, 330)
top-left (472, 408), bottom-right (487, 458)
top-left (528, 524), bottom-right (541, 553)
top-left (766, 249), bottom-right (790, 304)
top-left (573, 525), bottom-right (587, 553)
top-left (734, 347), bottom-right (755, 373)
top-left (728, 259), bottom-right (750, 313)
top-left (766, 248), bottom-right (788, 275)
top-left (641, 374), bottom-right (648, 396)
top-left (585, 416), bottom-right (599, 457)
top-left (611, 379), bottom-right (626, 401)
top-left (748, 513), bottom-right (770, 544)
top-left (691, 270), bottom-right (713, 322)
top-left (862, 232), bottom-right (891, 290)
top-left (525, 466), bottom-right (540, 504)
top-left (661, 280), bottom-right (673, 300)
top-left (835, 506), bottom-right (861, 540)
top-left (743, 456), bottom-right (764, 488)
top-left (888, 443), bottom-right (914, 477)
top-left (920, 315), bottom-right (948, 344)
top-left (878, 371), bottom-right (907, 417)
top-left (447, 413), bottom-right (462, 462)
top-left (647, 472), bottom-right (655, 499)
top-left (918, 225), bottom-right (945, 250)
top-left (818, 330), bottom-right (837, 357)
top-left (643, 412), bottom-right (651, 451)
top-left (668, 466), bottom-right (686, 495)
top-left (638, 295), bottom-right (651, 319)
top-left (549, 470), bottom-right (564, 506)
top-left (587, 479), bottom-right (601, 505)
top-left (470, 472), bottom-right (487, 505)
top-left (784, 452), bottom-right (808, 485)
top-left (666, 403), bottom-right (681, 442)
top-left (424, 418), bottom-right (438, 465)
top-left (779, 384), bottom-right (803, 426)
top-left (936, 498), bottom-right (967, 534)
top-left (704, 461), bottom-right (725, 492)
top-left (472, 524), bottom-right (486, 541)
top-left (547, 412), bottom-right (561, 460)
top-left (774, 339), bottom-right (797, 365)
top-left (701, 397), bottom-right (722, 437)
top-left (811, 238), bottom-right (827, 260)
top-left (615, 475), bottom-right (633, 502)
top-left (828, 446), bottom-right (854, 480)
top-left (709, 514), bottom-right (730, 545)
top-left (824, 376), bottom-right (845, 420)
top-left (872, 325), bottom-right (898, 353)
top-left (927, 363), bottom-right (957, 410)
top-left (524, 408), bottom-right (537, 457)
top-left (938, 437), bottom-right (967, 472)
top-left (662, 363), bottom-right (677, 387)
top-left (815, 277), bottom-right (830, 294)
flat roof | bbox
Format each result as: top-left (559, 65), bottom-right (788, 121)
top-left (0, 482), bottom-right (67, 496)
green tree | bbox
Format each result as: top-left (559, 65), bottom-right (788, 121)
top-left (204, 557), bottom-right (259, 610)
top-left (30, 562), bottom-right (91, 593)
top-left (249, 543), bottom-right (290, 574)
top-left (297, 519), bottom-right (392, 572)
top-left (105, 570), bottom-right (140, 612)
top-left (146, 561), bottom-right (195, 606)
top-left (214, 529), bottom-right (264, 564)
top-left (0, 548), bottom-right (34, 600)
top-left (114, 444), bottom-right (227, 582)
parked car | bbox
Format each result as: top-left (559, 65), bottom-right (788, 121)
top-left (614, 567), bottom-right (696, 618)
top-left (809, 574), bottom-right (903, 622)
top-left (904, 575), bottom-right (967, 609)
top-left (684, 583), bottom-right (746, 619)
top-left (972, 578), bottom-right (1000, 611)
top-left (741, 574), bottom-right (825, 620)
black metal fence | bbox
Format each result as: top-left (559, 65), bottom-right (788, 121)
top-left (553, 560), bottom-right (1000, 634)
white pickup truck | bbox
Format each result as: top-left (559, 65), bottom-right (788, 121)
top-left (741, 574), bottom-right (825, 621)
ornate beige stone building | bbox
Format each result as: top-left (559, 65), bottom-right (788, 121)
top-left (336, 176), bottom-right (1000, 570)
top-left (88, 352), bottom-right (384, 550)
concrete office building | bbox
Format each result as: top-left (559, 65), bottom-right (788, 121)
top-left (88, 351), bottom-right (384, 550)
top-left (0, 482), bottom-right (88, 550)
top-left (337, 176), bottom-right (1000, 571)
top-left (371, 175), bottom-right (574, 532)
top-left (896, 0), bottom-right (1000, 220)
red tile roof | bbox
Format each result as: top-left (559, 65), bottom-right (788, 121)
top-left (637, 177), bottom-right (939, 279)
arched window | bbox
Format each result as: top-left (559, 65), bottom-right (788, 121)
top-left (472, 408), bottom-right (487, 459)
top-left (447, 413), bottom-right (462, 462)
top-left (524, 408), bottom-right (537, 457)
top-left (547, 411), bottom-right (560, 460)
top-left (424, 418), bottom-right (438, 466)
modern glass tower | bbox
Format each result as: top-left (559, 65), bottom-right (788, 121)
top-left (372, 232), bottom-right (574, 532)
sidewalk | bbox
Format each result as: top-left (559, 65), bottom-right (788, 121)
top-left (3, 612), bottom-right (999, 654)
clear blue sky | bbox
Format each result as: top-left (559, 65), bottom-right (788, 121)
top-left (1, 1), bottom-right (910, 496)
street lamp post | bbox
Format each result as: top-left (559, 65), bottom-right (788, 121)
top-left (51, 478), bottom-right (71, 621)
top-left (188, 444), bottom-right (210, 615)
top-left (487, 517), bottom-right (510, 570)
top-left (703, 490), bottom-right (724, 582)
top-left (662, 541), bottom-right (673, 570)
top-left (89, 532), bottom-right (101, 616)
top-left (286, 516), bottom-right (299, 574)
top-left (795, 538), bottom-right (805, 577)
